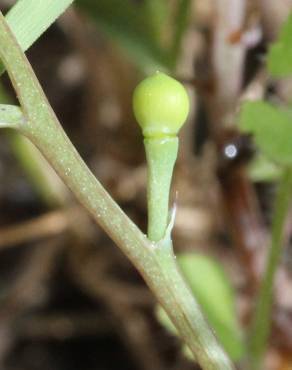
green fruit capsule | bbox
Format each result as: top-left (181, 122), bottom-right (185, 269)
top-left (133, 72), bottom-right (189, 138)
top-left (133, 73), bottom-right (189, 241)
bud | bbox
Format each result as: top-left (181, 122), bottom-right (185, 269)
top-left (133, 72), bottom-right (189, 138)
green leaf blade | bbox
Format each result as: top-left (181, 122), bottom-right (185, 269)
top-left (171, 0), bottom-right (191, 66)
top-left (267, 13), bottom-right (292, 77)
top-left (178, 254), bottom-right (245, 361)
top-left (0, 0), bottom-right (74, 75)
top-left (6, 0), bottom-right (74, 52)
top-left (76, 0), bottom-right (171, 72)
top-left (240, 101), bottom-right (292, 166)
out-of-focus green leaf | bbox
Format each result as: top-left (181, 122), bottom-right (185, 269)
top-left (240, 101), bottom-right (292, 166)
top-left (156, 253), bottom-right (245, 361)
top-left (144, 0), bottom-right (169, 43)
top-left (171, 0), bottom-right (191, 65)
top-left (178, 254), bottom-right (245, 360)
top-left (248, 154), bottom-right (282, 182)
top-left (267, 13), bottom-right (292, 77)
top-left (76, 0), bottom-right (172, 72)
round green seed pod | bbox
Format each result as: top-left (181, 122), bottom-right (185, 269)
top-left (133, 72), bottom-right (190, 138)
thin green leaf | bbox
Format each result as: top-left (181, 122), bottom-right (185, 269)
top-left (240, 101), bottom-right (292, 166)
top-left (0, 0), bottom-right (74, 75)
top-left (6, 0), bottom-right (74, 52)
top-left (144, 0), bottom-right (169, 43)
top-left (171, 0), bottom-right (191, 66)
top-left (267, 13), bottom-right (292, 77)
top-left (248, 154), bottom-right (282, 183)
top-left (76, 0), bottom-right (171, 72)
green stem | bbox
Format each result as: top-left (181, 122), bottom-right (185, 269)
top-left (249, 169), bottom-right (292, 370)
top-left (145, 137), bottom-right (178, 241)
top-left (0, 12), bottom-right (234, 370)
top-left (0, 104), bottom-right (25, 129)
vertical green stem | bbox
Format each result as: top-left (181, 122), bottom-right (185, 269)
top-left (145, 137), bottom-right (178, 241)
top-left (249, 169), bottom-right (292, 370)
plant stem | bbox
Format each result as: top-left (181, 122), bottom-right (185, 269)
top-left (249, 169), bottom-right (292, 370)
top-left (0, 12), bottom-right (234, 370)
top-left (0, 104), bottom-right (25, 129)
top-left (144, 137), bottom-right (178, 241)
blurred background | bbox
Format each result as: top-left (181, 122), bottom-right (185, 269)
top-left (0, 1), bottom-right (292, 369)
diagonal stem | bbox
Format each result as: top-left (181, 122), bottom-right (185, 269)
top-left (0, 11), bottom-right (234, 370)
